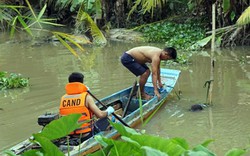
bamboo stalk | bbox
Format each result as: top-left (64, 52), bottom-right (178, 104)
top-left (208, 3), bottom-right (216, 131)
top-left (209, 3), bottom-right (215, 105)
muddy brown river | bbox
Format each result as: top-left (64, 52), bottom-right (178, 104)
top-left (0, 33), bottom-right (250, 155)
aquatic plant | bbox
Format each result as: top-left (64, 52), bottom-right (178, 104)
top-left (4, 113), bottom-right (82, 156)
top-left (0, 71), bottom-right (29, 90)
top-left (137, 21), bottom-right (206, 50)
top-left (4, 113), bottom-right (248, 156)
top-left (90, 122), bottom-right (248, 156)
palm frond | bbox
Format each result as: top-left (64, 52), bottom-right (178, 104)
top-left (0, 4), bottom-right (25, 30)
top-left (127, 0), bottom-right (142, 20)
top-left (77, 10), bottom-right (107, 45)
top-left (128, 0), bottom-right (166, 19)
top-left (52, 31), bottom-right (91, 57)
top-left (0, 5), bottom-right (24, 15)
top-left (237, 6), bottom-right (250, 26)
top-left (17, 16), bottom-right (33, 36)
top-left (52, 32), bottom-right (80, 58)
top-left (10, 16), bottom-right (18, 38)
top-left (24, 0), bottom-right (42, 28)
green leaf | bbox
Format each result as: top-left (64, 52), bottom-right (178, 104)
top-left (37, 3), bottom-right (47, 20)
top-left (70, 0), bottom-right (83, 12)
top-left (130, 135), bottom-right (186, 156)
top-left (230, 11), bottom-right (236, 21)
top-left (94, 135), bottom-right (109, 147)
top-left (22, 149), bottom-right (43, 156)
top-left (38, 20), bottom-right (65, 27)
top-left (94, 0), bottom-right (102, 19)
top-left (237, 6), bottom-right (250, 26)
top-left (121, 136), bottom-right (141, 148)
top-left (24, 0), bottom-right (43, 28)
top-left (59, 33), bottom-right (85, 50)
top-left (195, 35), bottom-right (212, 47)
top-left (88, 145), bottom-right (113, 156)
top-left (17, 16), bottom-right (32, 36)
top-left (192, 144), bottom-right (216, 156)
top-left (3, 150), bottom-right (17, 156)
top-left (110, 139), bottom-right (142, 155)
top-left (37, 113), bottom-right (82, 140)
top-left (223, 0), bottom-right (230, 13)
top-left (172, 137), bottom-right (189, 150)
top-left (185, 150), bottom-right (210, 156)
top-left (0, 5), bottom-right (24, 15)
top-left (225, 148), bottom-right (246, 156)
top-left (33, 134), bottom-right (65, 156)
top-left (110, 122), bottom-right (140, 137)
top-left (216, 36), bottom-right (222, 47)
top-left (200, 139), bottom-right (214, 147)
top-left (53, 33), bottom-right (80, 58)
top-left (10, 16), bottom-right (18, 38)
top-left (141, 146), bottom-right (168, 156)
top-left (108, 123), bottom-right (187, 155)
top-left (76, 11), bottom-right (107, 45)
top-left (25, 0), bottom-right (37, 19)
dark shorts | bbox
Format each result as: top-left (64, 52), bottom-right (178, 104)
top-left (121, 52), bottom-right (149, 76)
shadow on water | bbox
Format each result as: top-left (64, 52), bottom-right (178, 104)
top-left (0, 35), bottom-right (250, 155)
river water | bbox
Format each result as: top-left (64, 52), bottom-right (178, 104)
top-left (0, 33), bottom-right (249, 155)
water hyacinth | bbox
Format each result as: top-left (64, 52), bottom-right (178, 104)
top-left (0, 71), bottom-right (29, 90)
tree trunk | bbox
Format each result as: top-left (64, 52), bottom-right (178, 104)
top-left (114, 0), bottom-right (125, 28)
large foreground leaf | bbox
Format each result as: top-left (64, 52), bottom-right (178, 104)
top-left (37, 113), bottom-right (82, 140)
top-left (100, 122), bottom-right (188, 156)
top-left (129, 135), bottom-right (187, 156)
top-left (32, 134), bottom-right (65, 156)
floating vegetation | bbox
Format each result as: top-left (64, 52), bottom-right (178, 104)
top-left (0, 71), bottom-right (29, 90)
top-left (137, 21), bottom-right (206, 50)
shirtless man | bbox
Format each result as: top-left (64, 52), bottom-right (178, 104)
top-left (121, 46), bottom-right (177, 100)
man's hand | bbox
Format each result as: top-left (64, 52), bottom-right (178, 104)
top-left (158, 82), bottom-right (164, 88)
top-left (106, 106), bottom-right (115, 116)
top-left (154, 90), bottom-right (161, 100)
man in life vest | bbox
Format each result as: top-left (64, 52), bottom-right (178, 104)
top-left (59, 72), bottom-right (114, 142)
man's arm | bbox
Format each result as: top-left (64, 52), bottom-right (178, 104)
top-left (86, 95), bottom-right (110, 118)
top-left (157, 66), bottom-right (163, 88)
top-left (151, 57), bottom-right (161, 99)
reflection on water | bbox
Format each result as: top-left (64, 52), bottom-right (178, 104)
top-left (0, 37), bottom-right (250, 155)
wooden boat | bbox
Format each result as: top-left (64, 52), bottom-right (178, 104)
top-left (8, 68), bottom-right (181, 156)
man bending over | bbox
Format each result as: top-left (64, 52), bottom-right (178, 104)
top-left (121, 46), bottom-right (177, 100)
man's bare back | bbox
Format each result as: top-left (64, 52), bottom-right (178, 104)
top-left (121, 46), bottom-right (177, 100)
top-left (126, 46), bottom-right (162, 64)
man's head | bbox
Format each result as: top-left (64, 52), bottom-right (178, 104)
top-left (68, 72), bottom-right (84, 83)
top-left (162, 47), bottom-right (177, 60)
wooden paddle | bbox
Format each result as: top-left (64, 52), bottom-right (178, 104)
top-left (122, 80), bottom-right (138, 118)
top-left (87, 91), bottom-right (130, 128)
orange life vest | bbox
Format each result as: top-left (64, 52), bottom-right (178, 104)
top-left (59, 82), bottom-right (92, 134)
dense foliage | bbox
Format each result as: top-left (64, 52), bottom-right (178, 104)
top-left (4, 114), bottom-right (248, 156)
top-left (0, 71), bottom-right (29, 90)
top-left (91, 122), bottom-right (247, 156)
top-left (138, 21), bottom-right (206, 50)
top-left (0, 0), bottom-right (250, 47)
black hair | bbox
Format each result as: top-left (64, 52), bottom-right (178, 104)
top-left (68, 72), bottom-right (84, 83)
top-left (163, 47), bottom-right (177, 60)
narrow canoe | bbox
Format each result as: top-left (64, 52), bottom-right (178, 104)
top-left (8, 68), bottom-right (181, 156)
